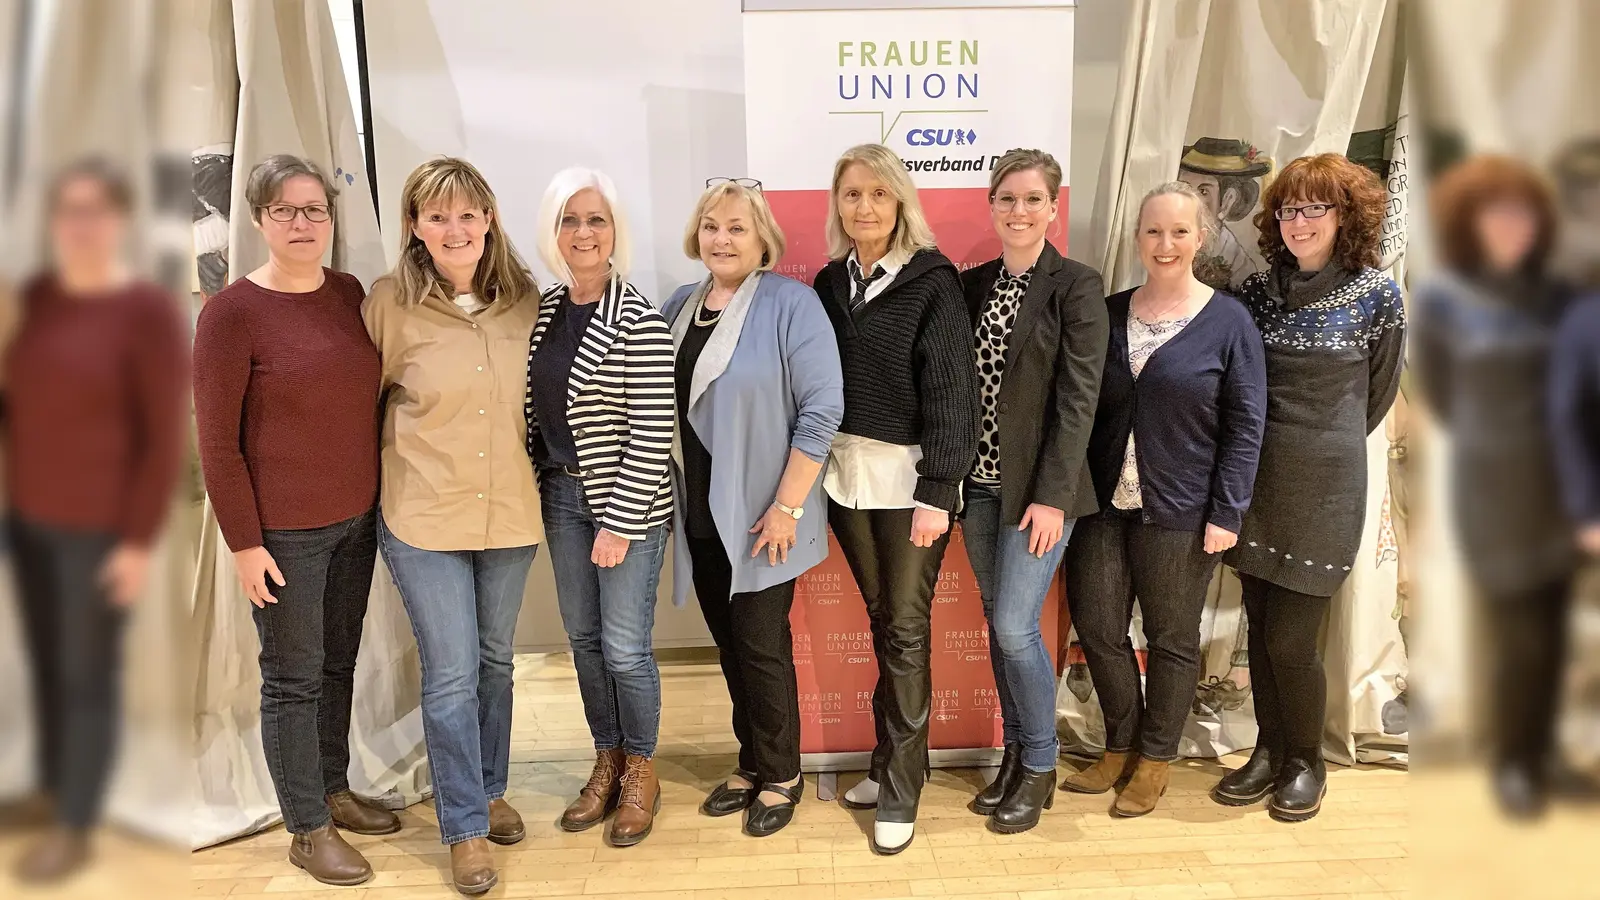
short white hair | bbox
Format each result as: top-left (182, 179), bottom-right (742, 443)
top-left (536, 166), bottom-right (632, 286)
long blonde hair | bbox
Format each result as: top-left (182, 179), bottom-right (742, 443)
top-left (387, 157), bottom-right (538, 306)
top-left (824, 143), bottom-right (937, 261)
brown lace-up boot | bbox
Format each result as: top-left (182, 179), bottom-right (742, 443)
top-left (607, 755), bottom-right (661, 847)
top-left (560, 748), bottom-right (625, 832)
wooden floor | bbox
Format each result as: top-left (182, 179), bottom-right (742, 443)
top-left (12, 652), bottom-right (1437, 899)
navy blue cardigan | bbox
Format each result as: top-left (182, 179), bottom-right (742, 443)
top-left (1551, 294), bottom-right (1600, 527)
top-left (1084, 288), bottom-right (1268, 532)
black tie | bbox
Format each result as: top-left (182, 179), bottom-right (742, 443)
top-left (848, 258), bottom-right (887, 312)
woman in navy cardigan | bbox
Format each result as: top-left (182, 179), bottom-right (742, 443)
top-left (662, 179), bottom-right (844, 839)
top-left (1062, 182), bottom-right (1266, 817)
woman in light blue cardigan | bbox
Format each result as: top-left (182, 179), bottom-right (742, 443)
top-left (662, 178), bottom-right (844, 838)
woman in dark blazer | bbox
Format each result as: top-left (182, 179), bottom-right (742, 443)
top-left (813, 143), bottom-right (980, 855)
top-left (1063, 181), bottom-right (1266, 817)
top-left (959, 148), bottom-right (1108, 833)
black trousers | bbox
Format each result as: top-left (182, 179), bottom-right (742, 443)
top-left (1064, 510), bottom-right (1218, 761)
top-left (9, 517), bottom-right (126, 830)
top-left (1239, 573), bottom-right (1332, 752)
top-left (1480, 577), bottom-right (1572, 774)
top-left (253, 508), bottom-right (378, 834)
top-left (687, 535), bottom-right (801, 784)
top-left (828, 503), bottom-right (950, 823)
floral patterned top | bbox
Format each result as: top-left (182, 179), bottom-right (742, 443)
top-left (1111, 311), bottom-right (1194, 509)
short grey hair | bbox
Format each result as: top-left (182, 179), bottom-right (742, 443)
top-left (245, 154), bottom-right (339, 223)
top-left (1134, 180), bottom-right (1219, 241)
top-left (536, 166), bottom-right (632, 287)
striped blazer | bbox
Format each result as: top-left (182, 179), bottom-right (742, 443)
top-left (524, 279), bottom-right (675, 540)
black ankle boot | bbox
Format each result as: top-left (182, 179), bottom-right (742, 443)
top-left (990, 768), bottom-right (1055, 834)
top-left (972, 743), bottom-right (1022, 816)
top-left (1212, 737), bottom-right (1284, 806)
top-left (1269, 747), bottom-right (1326, 822)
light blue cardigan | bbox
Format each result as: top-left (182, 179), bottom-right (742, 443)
top-left (662, 271), bottom-right (845, 607)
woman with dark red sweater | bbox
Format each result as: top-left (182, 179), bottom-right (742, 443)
top-left (193, 155), bottom-right (395, 887)
top-left (1, 159), bottom-right (186, 883)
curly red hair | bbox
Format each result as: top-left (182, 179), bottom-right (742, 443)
top-left (1428, 155), bottom-right (1557, 274)
top-left (1254, 153), bottom-right (1386, 271)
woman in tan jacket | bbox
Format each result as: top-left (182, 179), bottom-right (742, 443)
top-left (363, 157), bottom-right (542, 895)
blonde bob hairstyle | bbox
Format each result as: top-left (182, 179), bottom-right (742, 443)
top-left (536, 166), bottom-right (633, 288)
top-left (388, 156), bottom-right (537, 307)
top-left (824, 143), bottom-right (937, 261)
top-left (680, 181), bottom-right (787, 270)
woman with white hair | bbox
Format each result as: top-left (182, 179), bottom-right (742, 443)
top-left (662, 178), bottom-right (843, 838)
top-left (363, 156), bottom-right (543, 895)
top-left (525, 167), bottom-right (675, 848)
top-left (816, 144), bottom-right (981, 855)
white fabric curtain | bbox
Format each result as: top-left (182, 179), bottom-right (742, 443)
top-left (1067, 0), bottom-right (1410, 766)
top-left (188, 0), bottom-right (425, 850)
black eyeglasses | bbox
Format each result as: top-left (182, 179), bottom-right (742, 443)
top-left (1273, 203), bottom-right (1335, 221)
top-left (706, 177), bottom-right (763, 192)
top-left (259, 203), bottom-right (332, 223)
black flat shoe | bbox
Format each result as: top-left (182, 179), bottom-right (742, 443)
top-left (971, 743), bottom-right (1022, 816)
top-left (990, 768), bottom-right (1056, 834)
top-left (701, 769), bottom-right (759, 817)
top-left (1212, 739), bottom-right (1284, 807)
top-left (1268, 748), bottom-right (1327, 823)
top-left (743, 775), bottom-right (804, 837)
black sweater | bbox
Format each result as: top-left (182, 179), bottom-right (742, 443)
top-left (814, 247), bottom-right (981, 511)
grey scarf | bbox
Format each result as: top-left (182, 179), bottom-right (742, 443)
top-left (1269, 258), bottom-right (1356, 311)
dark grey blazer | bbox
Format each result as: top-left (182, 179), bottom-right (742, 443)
top-left (961, 242), bottom-right (1110, 523)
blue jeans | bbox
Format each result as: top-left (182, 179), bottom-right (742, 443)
top-left (541, 469), bottom-right (668, 758)
top-left (376, 516), bottom-right (537, 844)
top-left (963, 483), bottom-right (1074, 772)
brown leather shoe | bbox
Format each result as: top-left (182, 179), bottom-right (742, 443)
top-left (608, 755), bottom-right (661, 847)
top-left (327, 790), bottom-right (402, 835)
top-left (13, 827), bottom-right (90, 884)
top-left (488, 797), bottom-right (525, 845)
top-left (287, 822), bottom-right (373, 887)
top-left (561, 748), bottom-right (625, 832)
top-left (1113, 757), bottom-right (1170, 817)
top-left (449, 836), bottom-right (498, 895)
top-left (1061, 750), bottom-right (1138, 794)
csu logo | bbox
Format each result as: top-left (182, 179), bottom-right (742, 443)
top-left (906, 127), bottom-right (977, 147)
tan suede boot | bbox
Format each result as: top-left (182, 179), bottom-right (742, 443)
top-left (1060, 750), bottom-right (1137, 794)
top-left (1112, 757), bottom-right (1170, 817)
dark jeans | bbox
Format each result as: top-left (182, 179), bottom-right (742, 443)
top-left (253, 507), bottom-right (378, 834)
top-left (687, 535), bottom-right (801, 784)
top-left (1064, 509), bottom-right (1218, 761)
top-left (1481, 577), bottom-right (1572, 774)
top-left (9, 517), bottom-right (125, 830)
top-left (1239, 573), bottom-right (1332, 752)
top-left (828, 503), bottom-right (950, 823)
top-left (541, 469), bottom-right (668, 759)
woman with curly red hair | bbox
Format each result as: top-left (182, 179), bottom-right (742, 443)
top-left (1210, 153), bottom-right (1405, 822)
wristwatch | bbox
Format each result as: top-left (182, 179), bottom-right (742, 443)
top-left (773, 500), bottom-right (805, 520)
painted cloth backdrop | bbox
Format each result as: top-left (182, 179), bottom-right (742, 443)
top-left (1073, 0), bottom-right (1410, 767)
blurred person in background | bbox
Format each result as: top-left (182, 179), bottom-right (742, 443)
top-left (1218, 153), bottom-right (1406, 822)
top-left (193, 155), bottom-right (395, 887)
top-left (0, 158), bottom-right (187, 881)
top-left (1413, 155), bottom-right (1580, 818)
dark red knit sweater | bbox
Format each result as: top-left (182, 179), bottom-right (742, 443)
top-left (3, 276), bottom-right (188, 545)
top-left (193, 270), bottom-right (381, 551)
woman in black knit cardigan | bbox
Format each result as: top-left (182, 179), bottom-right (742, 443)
top-left (812, 143), bottom-right (980, 856)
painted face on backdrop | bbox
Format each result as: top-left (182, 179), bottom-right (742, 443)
top-left (254, 174), bottom-right (332, 266)
top-left (558, 187), bottom-right (615, 277)
top-left (413, 193), bottom-right (491, 273)
top-left (1177, 170), bottom-right (1224, 221)
top-left (698, 195), bottom-right (764, 284)
top-left (836, 162), bottom-right (899, 250)
top-left (1136, 192), bottom-right (1205, 278)
top-left (990, 168), bottom-right (1057, 252)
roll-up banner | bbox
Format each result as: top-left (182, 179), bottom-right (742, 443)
top-left (742, 0), bottom-right (1078, 772)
